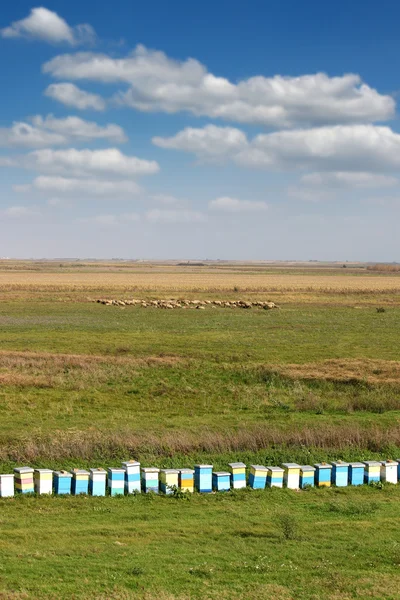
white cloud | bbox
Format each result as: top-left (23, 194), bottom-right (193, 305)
top-left (146, 209), bottom-right (206, 223)
top-left (300, 171), bottom-right (398, 188)
top-left (79, 212), bottom-right (140, 226)
top-left (42, 45), bottom-right (394, 127)
top-left (16, 176), bottom-right (141, 196)
top-left (1, 205), bottom-right (39, 218)
top-left (150, 194), bottom-right (187, 207)
top-left (0, 115), bottom-right (126, 148)
top-left (1, 7), bottom-right (95, 45)
top-left (45, 83), bottom-right (105, 111)
top-left (209, 197), bottom-right (268, 212)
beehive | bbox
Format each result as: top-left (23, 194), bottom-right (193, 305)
top-left (159, 469), bottom-right (179, 494)
top-left (266, 466), bottom-right (284, 488)
top-left (179, 469), bottom-right (194, 492)
top-left (54, 471), bottom-right (72, 495)
top-left (314, 463), bottom-right (332, 487)
top-left (380, 460), bottom-right (398, 484)
top-left (107, 468), bottom-right (125, 496)
top-left (348, 462), bottom-right (364, 486)
top-left (363, 461), bottom-right (381, 484)
top-left (89, 468), bottom-right (107, 496)
top-left (71, 469), bottom-right (89, 495)
top-left (141, 467), bottom-right (160, 493)
top-left (0, 474), bottom-right (14, 497)
top-left (228, 462), bottom-right (247, 489)
top-left (34, 469), bottom-right (53, 494)
top-left (212, 471), bottom-right (231, 492)
top-left (397, 459), bottom-right (400, 482)
top-left (14, 467), bottom-right (34, 494)
top-left (299, 466), bottom-right (315, 488)
top-left (248, 465), bottom-right (267, 489)
top-left (330, 462), bottom-right (349, 487)
top-left (122, 461), bottom-right (141, 494)
top-left (194, 465), bottom-right (213, 493)
top-left (282, 463), bottom-right (300, 489)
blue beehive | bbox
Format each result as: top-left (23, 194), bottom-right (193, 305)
top-left (397, 459), bottom-right (400, 482)
top-left (194, 465), bottom-right (213, 493)
top-left (266, 466), bottom-right (284, 488)
top-left (348, 463), bottom-right (364, 486)
top-left (363, 461), bottom-right (381, 484)
top-left (122, 461), bottom-right (141, 494)
top-left (107, 468), bottom-right (125, 496)
top-left (314, 463), bottom-right (332, 487)
top-left (330, 462), bottom-right (349, 487)
top-left (212, 471), bottom-right (230, 492)
top-left (71, 469), bottom-right (89, 495)
top-left (300, 466), bottom-right (315, 488)
top-left (89, 468), bottom-right (106, 496)
top-left (54, 471), bottom-right (72, 495)
top-left (228, 462), bottom-right (247, 489)
top-left (141, 467), bottom-right (160, 493)
top-left (248, 465), bottom-right (268, 489)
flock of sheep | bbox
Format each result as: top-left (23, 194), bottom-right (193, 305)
top-left (95, 298), bottom-right (279, 310)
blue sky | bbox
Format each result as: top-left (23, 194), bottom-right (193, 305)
top-left (1, 1), bottom-right (399, 260)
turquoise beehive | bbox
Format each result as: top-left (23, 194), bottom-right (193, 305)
top-left (330, 462), bottom-right (349, 487)
top-left (89, 468), bottom-right (106, 496)
top-left (107, 468), bottom-right (125, 496)
top-left (212, 471), bottom-right (231, 492)
top-left (54, 471), bottom-right (72, 495)
top-left (348, 463), bottom-right (364, 486)
top-left (314, 463), bottom-right (332, 487)
top-left (194, 465), bottom-right (213, 493)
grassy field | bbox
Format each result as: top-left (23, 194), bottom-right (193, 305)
top-left (0, 261), bottom-right (400, 598)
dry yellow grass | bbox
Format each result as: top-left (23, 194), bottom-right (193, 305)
top-left (276, 358), bottom-right (400, 384)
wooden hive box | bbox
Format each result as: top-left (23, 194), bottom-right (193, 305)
top-left (248, 465), bottom-right (267, 489)
top-left (141, 467), bottom-right (160, 493)
top-left (107, 468), bottom-right (125, 496)
top-left (54, 471), bottom-right (72, 495)
top-left (89, 468), bottom-right (107, 496)
top-left (71, 469), bottom-right (89, 495)
top-left (330, 462), bottom-right (349, 487)
top-left (179, 469), bottom-right (194, 492)
top-left (348, 463), bottom-right (364, 486)
top-left (299, 466), bottom-right (315, 488)
top-left (159, 469), bottom-right (179, 494)
top-left (314, 463), bottom-right (332, 487)
top-left (363, 461), bottom-right (381, 484)
top-left (194, 465), bottom-right (213, 493)
top-left (34, 469), bottom-right (53, 495)
top-left (266, 466), bottom-right (284, 488)
top-left (122, 461), bottom-right (141, 494)
top-left (228, 462), bottom-right (247, 489)
top-left (0, 474), bottom-right (14, 497)
top-left (212, 471), bottom-right (231, 492)
top-left (282, 463), bottom-right (300, 489)
top-left (14, 467), bottom-right (34, 494)
top-left (380, 460), bottom-right (398, 484)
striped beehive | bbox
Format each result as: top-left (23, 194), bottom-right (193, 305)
top-left (107, 468), bottom-right (125, 496)
top-left (122, 461), bottom-right (141, 494)
top-left (266, 466), bottom-right (284, 488)
top-left (89, 468), bottom-right (107, 496)
top-left (54, 471), bottom-right (72, 495)
top-left (71, 469), bottom-right (89, 495)
top-left (348, 462), bottom-right (364, 486)
top-left (330, 461), bottom-right (349, 487)
top-left (212, 471), bottom-right (231, 492)
top-left (179, 469), bottom-right (194, 492)
top-left (248, 465), bottom-right (267, 489)
top-left (397, 459), bottom-right (400, 482)
top-left (282, 463), bottom-right (300, 489)
top-left (34, 469), bottom-right (53, 495)
top-left (228, 462), bottom-right (247, 489)
top-left (159, 469), bottom-right (179, 494)
top-left (14, 467), bottom-right (34, 494)
top-left (141, 467), bottom-right (159, 493)
top-left (0, 474), bottom-right (14, 497)
top-left (363, 461), bottom-right (381, 484)
top-left (314, 463), bottom-right (332, 487)
top-left (299, 465), bottom-right (315, 488)
top-left (194, 465), bottom-right (213, 493)
top-left (380, 460), bottom-right (398, 484)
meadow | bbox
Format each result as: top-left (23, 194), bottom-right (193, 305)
top-left (0, 261), bottom-right (400, 599)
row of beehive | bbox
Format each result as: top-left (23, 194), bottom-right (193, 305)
top-left (0, 460), bottom-right (398, 497)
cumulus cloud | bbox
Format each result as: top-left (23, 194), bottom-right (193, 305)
top-left (15, 176), bottom-right (141, 196)
top-left (45, 83), bottom-right (105, 111)
top-left (1, 7), bottom-right (95, 45)
top-left (146, 209), bottom-right (206, 223)
top-left (42, 45), bottom-right (394, 127)
top-left (209, 197), bottom-right (268, 212)
top-left (0, 115), bottom-right (126, 147)
top-left (300, 171), bottom-right (398, 188)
